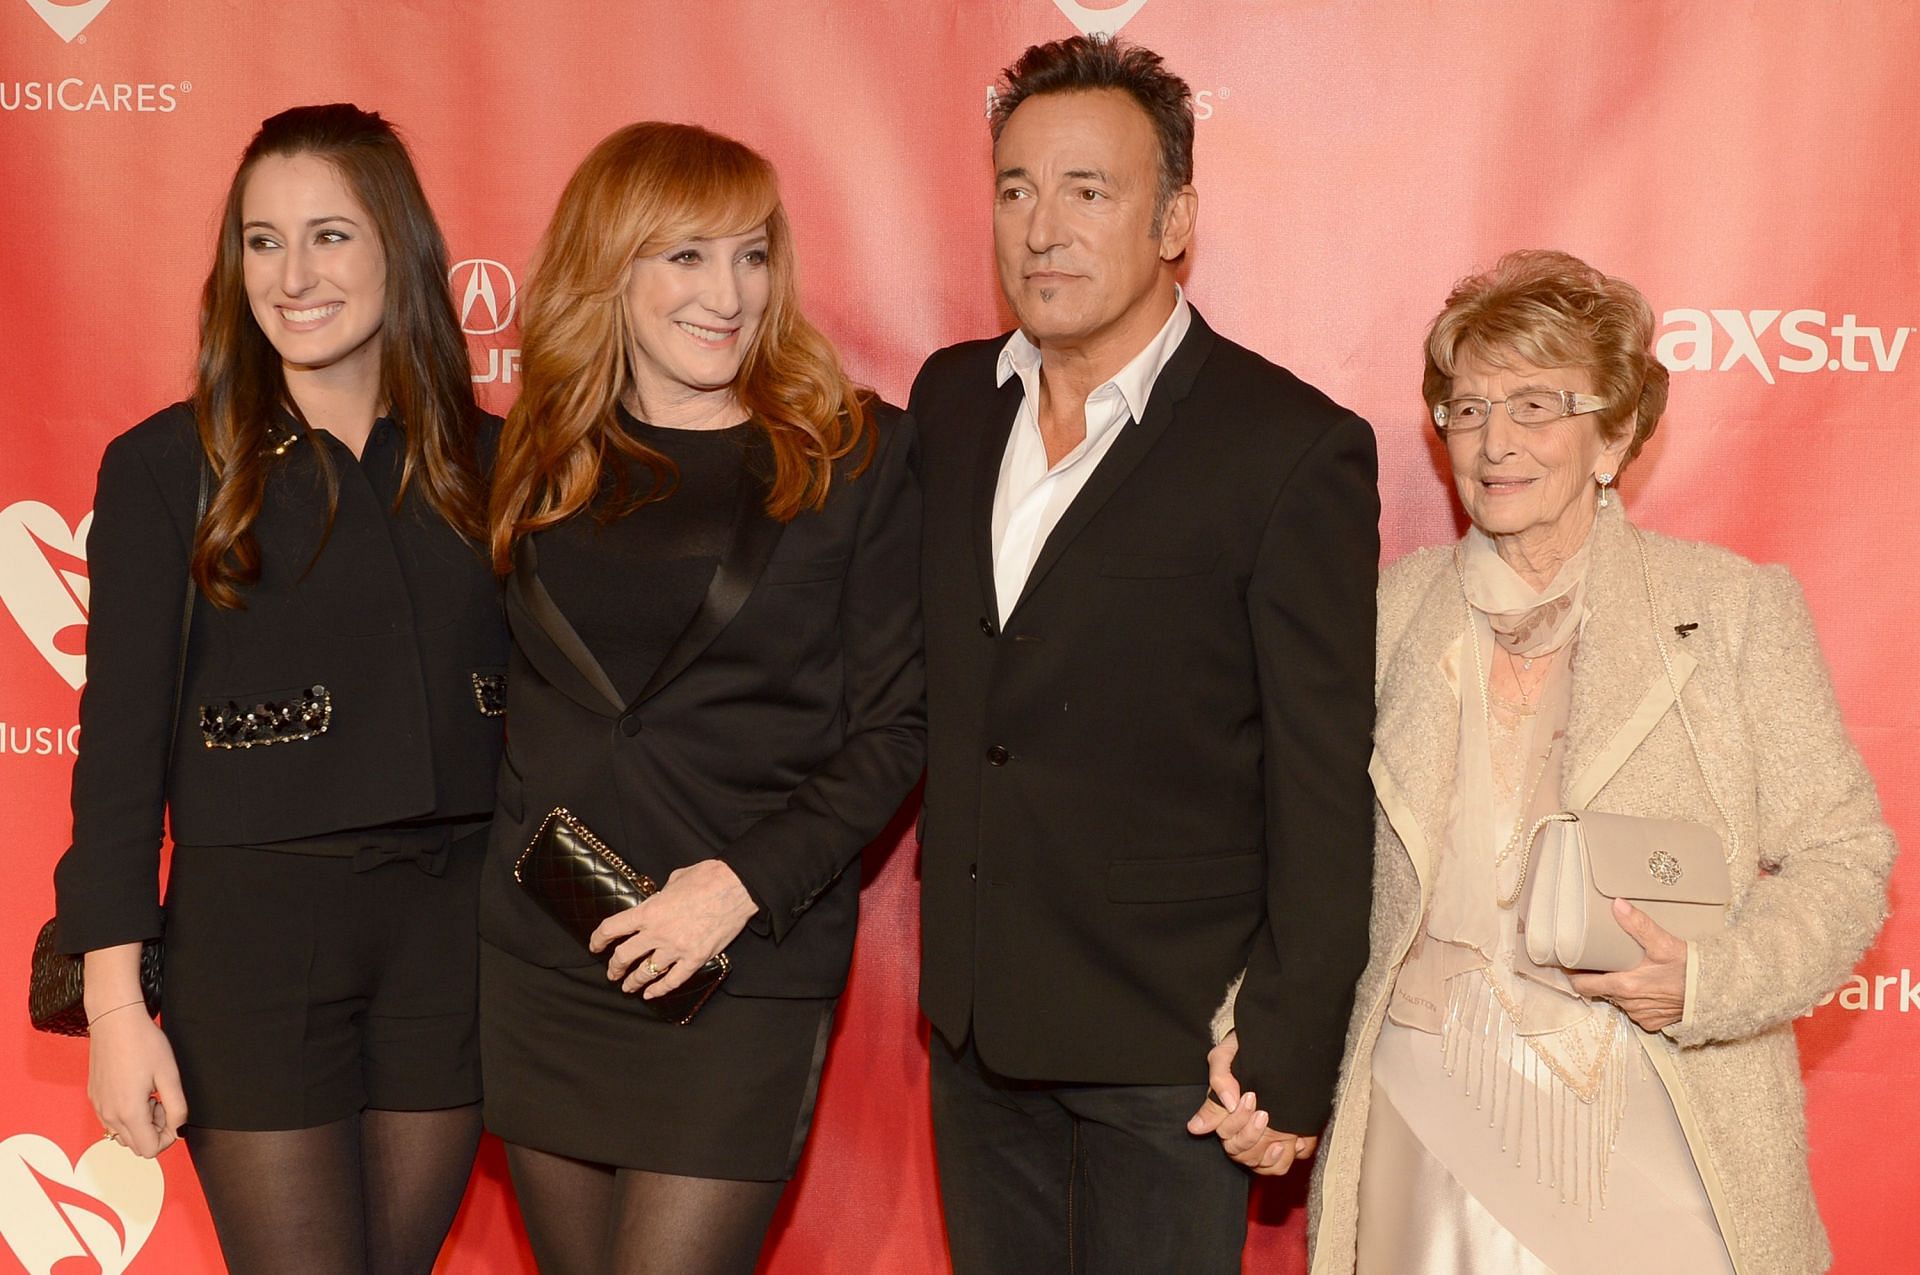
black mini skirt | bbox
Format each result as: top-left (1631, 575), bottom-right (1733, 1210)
top-left (479, 939), bottom-right (835, 1181)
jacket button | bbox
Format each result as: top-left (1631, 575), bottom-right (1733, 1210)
top-left (985, 745), bottom-right (1010, 766)
top-left (969, 863), bottom-right (978, 880)
top-left (979, 616), bottom-right (996, 636)
top-left (620, 714), bottom-right (642, 737)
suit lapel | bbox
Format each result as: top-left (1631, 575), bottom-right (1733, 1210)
top-left (510, 538), bottom-right (626, 715)
top-left (1372, 560), bottom-right (1469, 889)
top-left (508, 432), bottom-right (787, 717)
top-left (1006, 310), bottom-right (1219, 622)
top-left (630, 430), bottom-right (786, 708)
top-left (1563, 507), bottom-right (1698, 807)
top-left (971, 376), bottom-right (1025, 624)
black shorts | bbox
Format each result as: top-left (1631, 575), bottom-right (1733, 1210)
top-left (160, 824), bottom-right (486, 1131)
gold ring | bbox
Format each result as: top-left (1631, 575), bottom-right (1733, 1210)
top-left (645, 959), bottom-right (662, 977)
top-left (103, 1131), bottom-right (121, 1145)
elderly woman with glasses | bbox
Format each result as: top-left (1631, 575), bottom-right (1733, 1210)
top-left (1198, 249), bottom-right (1894, 1274)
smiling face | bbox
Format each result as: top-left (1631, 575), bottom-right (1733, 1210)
top-left (992, 88), bottom-right (1193, 361)
top-left (1445, 355), bottom-right (1629, 559)
top-left (240, 152), bottom-right (387, 380)
top-left (621, 226), bottom-right (770, 419)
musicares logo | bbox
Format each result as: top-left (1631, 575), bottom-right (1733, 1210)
top-left (0, 1133), bottom-right (163, 1275)
top-left (21, 0), bottom-right (113, 43)
top-left (0, 501), bottom-right (91, 690)
top-left (1051, 0), bottom-right (1153, 37)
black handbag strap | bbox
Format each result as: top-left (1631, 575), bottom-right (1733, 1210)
top-left (164, 459), bottom-right (209, 780)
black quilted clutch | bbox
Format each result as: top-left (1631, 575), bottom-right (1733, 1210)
top-left (513, 807), bottom-right (728, 1024)
top-left (29, 919), bottom-right (163, 1037)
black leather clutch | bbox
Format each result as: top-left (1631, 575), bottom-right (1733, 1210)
top-left (513, 807), bottom-right (728, 1024)
top-left (29, 920), bottom-right (162, 1037)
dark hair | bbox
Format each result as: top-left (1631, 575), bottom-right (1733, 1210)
top-left (191, 102), bottom-right (485, 608)
top-left (989, 36), bottom-right (1194, 228)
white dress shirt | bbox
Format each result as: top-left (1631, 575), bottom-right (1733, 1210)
top-left (990, 288), bottom-right (1192, 624)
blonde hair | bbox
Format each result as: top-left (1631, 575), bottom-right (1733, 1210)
top-left (489, 122), bottom-right (871, 572)
top-left (1422, 249), bottom-right (1668, 471)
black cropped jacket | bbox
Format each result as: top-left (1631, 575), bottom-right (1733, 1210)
top-left (54, 403), bottom-right (507, 954)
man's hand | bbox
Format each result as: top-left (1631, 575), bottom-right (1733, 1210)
top-left (1185, 1030), bottom-right (1320, 1175)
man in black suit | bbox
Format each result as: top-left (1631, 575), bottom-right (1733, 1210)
top-left (912, 36), bottom-right (1380, 1271)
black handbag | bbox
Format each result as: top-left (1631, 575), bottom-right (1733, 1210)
top-left (514, 806), bottom-right (729, 1025)
top-left (28, 458), bottom-right (205, 1036)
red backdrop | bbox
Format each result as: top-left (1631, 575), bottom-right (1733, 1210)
top-left (2, 2), bottom-right (1914, 1271)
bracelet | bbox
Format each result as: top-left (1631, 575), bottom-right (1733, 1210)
top-left (86, 999), bottom-right (147, 1027)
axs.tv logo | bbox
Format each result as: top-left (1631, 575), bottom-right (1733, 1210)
top-left (1659, 308), bottom-right (1912, 384)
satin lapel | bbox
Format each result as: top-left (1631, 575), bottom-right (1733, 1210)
top-left (1005, 310), bottom-right (1220, 623)
top-left (1371, 558), bottom-right (1472, 890)
top-left (631, 432), bottom-right (786, 708)
top-left (970, 375), bottom-right (1025, 624)
top-left (1563, 509), bottom-right (1698, 807)
top-left (510, 538), bottom-right (626, 715)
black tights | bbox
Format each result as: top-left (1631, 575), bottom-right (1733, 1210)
top-left (186, 1105), bottom-right (482, 1275)
top-left (504, 1142), bottom-right (785, 1275)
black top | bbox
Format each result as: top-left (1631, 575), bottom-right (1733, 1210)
top-left (912, 308), bottom-right (1380, 1129)
top-left (54, 403), bottom-right (508, 954)
top-left (481, 404), bottom-right (926, 999)
top-left (536, 410), bottom-right (745, 701)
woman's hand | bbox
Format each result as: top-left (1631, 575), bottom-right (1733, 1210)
top-left (87, 1012), bottom-right (186, 1158)
top-left (1185, 1031), bottom-right (1320, 1175)
top-left (589, 860), bottom-right (758, 1000)
top-left (1567, 898), bottom-right (1688, 1032)
top-left (82, 944), bottom-right (185, 1157)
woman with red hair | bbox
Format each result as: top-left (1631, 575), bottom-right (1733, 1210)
top-left (482, 122), bottom-right (923, 1274)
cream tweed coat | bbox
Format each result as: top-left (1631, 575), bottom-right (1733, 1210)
top-left (1220, 502), bottom-right (1895, 1274)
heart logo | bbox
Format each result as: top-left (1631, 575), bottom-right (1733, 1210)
top-left (0, 501), bottom-right (93, 690)
top-left (1050, 0), bottom-right (1153, 37)
top-left (20, 0), bottom-right (113, 43)
top-left (0, 1134), bottom-right (164, 1275)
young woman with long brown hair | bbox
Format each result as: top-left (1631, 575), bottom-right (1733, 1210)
top-left (481, 122), bottom-right (923, 1274)
top-left (53, 104), bottom-right (506, 1274)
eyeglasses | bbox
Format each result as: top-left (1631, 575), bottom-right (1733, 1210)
top-left (1431, 390), bottom-right (1609, 435)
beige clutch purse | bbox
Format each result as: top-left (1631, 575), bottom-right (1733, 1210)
top-left (1503, 528), bottom-right (1739, 973)
top-left (1517, 810), bottom-right (1731, 972)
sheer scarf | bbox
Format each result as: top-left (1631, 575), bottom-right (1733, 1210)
top-left (1387, 521), bottom-right (1645, 1209)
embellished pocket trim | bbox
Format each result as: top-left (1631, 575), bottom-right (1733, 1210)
top-left (200, 686), bottom-right (332, 750)
top-left (470, 672), bottom-right (506, 717)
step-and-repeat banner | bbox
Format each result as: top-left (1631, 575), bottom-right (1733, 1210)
top-left (2, 1), bottom-right (1914, 1271)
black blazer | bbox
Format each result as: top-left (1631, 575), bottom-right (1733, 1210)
top-left (55, 404), bottom-right (508, 954)
top-left (913, 309), bottom-right (1378, 1130)
top-left (477, 405), bottom-right (925, 1000)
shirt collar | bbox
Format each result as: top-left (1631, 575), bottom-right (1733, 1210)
top-left (995, 285), bottom-right (1192, 424)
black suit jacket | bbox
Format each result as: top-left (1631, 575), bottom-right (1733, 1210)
top-left (477, 405), bottom-right (925, 999)
top-left (913, 309), bottom-right (1378, 1130)
top-left (55, 404), bottom-right (508, 954)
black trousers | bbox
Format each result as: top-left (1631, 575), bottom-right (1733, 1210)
top-left (929, 1032), bottom-right (1248, 1274)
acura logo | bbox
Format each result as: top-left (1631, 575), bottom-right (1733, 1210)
top-left (1051, 0), bottom-right (1152, 37)
top-left (21, 0), bottom-right (113, 43)
top-left (449, 258), bottom-right (517, 336)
